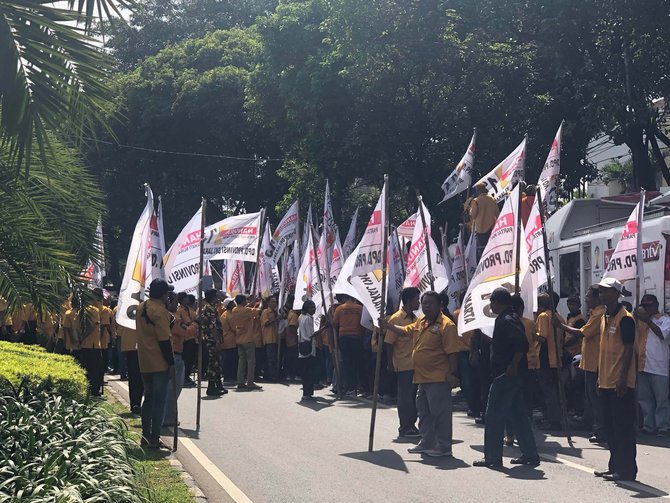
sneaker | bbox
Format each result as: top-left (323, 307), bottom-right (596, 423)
top-left (246, 382), bottom-right (263, 390)
top-left (399, 426), bottom-right (421, 438)
top-left (473, 458), bottom-right (503, 468)
top-left (424, 448), bottom-right (452, 458)
top-left (510, 455), bottom-right (540, 466)
top-left (408, 444), bottom-right (432, 454)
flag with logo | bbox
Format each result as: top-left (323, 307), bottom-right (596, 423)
top-left (440, 130), bottom-right (476, 203)
top-left (464, 228), bottom-right (477, 283)
top-left (386, 229), bottom-right (405, 313)
top-left (397, 213), bottom-right (417, 242)
top-left (538, 123), bottom-right (562, 215)
top-left (116, 186), bottom-right (154, 329)
top-left (323, 180), bottom-right (338, 251)
top-left (603, 196), bottom-right (644, 283)
top-left (446, 229), bottom-right (467, 312)
top-left (144, 196), bottom-right (166, 293)
top-left (82, 217), bottom-right (105, 289)
top-left (225, 260), bottom-right (246, 297)
top-left (163, 205), bottom-right (203, 295)
top-left (293, 228), bottom-right (319, 310)
top-left (342, 208), bottom-right (359, 259)
top-left (258, 224), bottom-right (280, 298)
top-left (301, 204), bottom-right (313, 260)
top-left (271, 200), bottom-right (300, 262)
top-left (475, 138), bottom-right (526, 202)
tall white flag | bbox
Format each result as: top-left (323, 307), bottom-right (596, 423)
top-left (301, 204), bottom-right (313, 260)
top-left (342, 208), bottom-right (359, 259)
top-left (349, 183), bottom-right (387, 326)
top-left (329, 231), bottom-right (344, 289)
top-left (386, 230), bottom-right (405, 314)
top-left (476, 138), bottom-right (526, 202)
top-left (521, 197), bottom-right (548, 312)
top-left (293, 228), bottom-right (318, 310)
top-left (116, 186), bottom-right (154, 329)
top-left (82, 217), bottom-right (105, 289)
top-left (258, 224), bottom-right (280, 298)
top-left (440, 130), bottom-right (476, 203)
top-left (464, 228), bottom-right (477, 283)
top-left (603, 197), bottom-right (644, 283)
top-left (397, 213), bottom-right (417, 242)
top-left (538, 123), bottom-right (562, 215)
top-left (446, 229), bottom-right (467, 312)
top-left (144, 197), bottom-right (167, 292)
top-left (225, 260), bottom-right (246, 297)
top-left (458, 184), bottom-right (528, 336)
top-left (403, 201), bottom-right (449, 294)
top-left (163, 205), bottom-right (203, 295)
top-left (271, 200), bottom-right (300, 262)
top-left (323, 180), bottom-right (338, 251)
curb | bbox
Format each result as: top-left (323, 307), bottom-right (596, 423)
top-left (106, 383), bottom-right (208, 503)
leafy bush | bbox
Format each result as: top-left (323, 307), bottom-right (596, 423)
top-left (0, 390), bottom-right (148, 503)
top-left (0, 341), bottom-right (87, 401)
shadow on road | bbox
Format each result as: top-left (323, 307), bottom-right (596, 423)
top-left (297, 397), bottom-right (336, 411)
top-left (341, 449), bottom-right (409, 473)
top-left (178, 428), bottom-right (200, 439)
top-left (616, 480), bottom-right (669, 498)
top-left (407, 455), bottom-right (470, 471)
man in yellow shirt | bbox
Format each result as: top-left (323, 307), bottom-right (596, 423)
top-left (136, 279), bottom-right (175, 449)
top-left (469, 183), bottom-right (499, 260)
top-left (220, 298), bottom-right (238, 383)
top-left (231, 294), bottom-right (263, 391)
top-left (384, 287), bottom-right (421, 438)
top-left (382, 291), bottom-right (461, 457)
top-left (261, 296), bottom-right (280, 382)
top-left (63, 296), bottom-right (102, 396)
top-left (285, 306), bottom-right (300, 382)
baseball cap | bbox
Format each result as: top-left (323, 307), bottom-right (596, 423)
top-left (222, 298), bottom-right (234, 308)
top-left (640, 294), bottom-right (658, 306)
top-left (596, 277), bottom-right (622, 293)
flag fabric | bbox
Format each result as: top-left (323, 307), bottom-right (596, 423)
top-left (271, 200), bottom-right (300, 262)
top-left (602, 197), bottom-right (644, 283)
top-left (538, 123), bottom-right (562, 215)
top-left (342, 208), bottom-right (359, 259)
top-left (258, 223), bottom-right (280, 298)
top-left (293, 228), bottom-right (319, 310)
top-left (440, 130), bottom-right (476, 203)
top-left (349, 183), bottom-right (387, 325)
top-left (163, 205), bottom-right (203, 295)
top-left (464, 228), bottom-right (477, 283)
top-left (458, 184), bottom-right (527, 336)
top-left (476, 138), bottom-right (526, 202)
top-left (205, 212), bottom-right (262, 261)
top-left (397, 213), bottom-right (417, 241)
top-left (82, 217), bottom-right (105, 289)
top-left (225, 260), bottom-right (246, 297)
top-left (521, 196), bottom-right (548, 312)
top-left (403, 201), bottom-right (449, 294)
top-left (116, 186), bottom-right (155, 329)
top-left (329, 230), bottom-right (344, 289)
top-left (323, 180), bottom-right (338, 250)
top-left (446, 229), bottom-right (467, 312)
top-left (144, 197), bottom-right (167, 292)
top-left (386, 229), bottom-right (405, 314)
top-left (301, 204), bottom-right (313, 260)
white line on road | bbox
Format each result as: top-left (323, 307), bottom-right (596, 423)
top-left (112, 380), bottom-right (255, 503)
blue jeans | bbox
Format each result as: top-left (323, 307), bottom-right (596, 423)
top-left (485, 374), bottom-right (538, 462)
top-left (163, 355), bottom-right (185, 426)
top-left (637, 371), bottom-right (670, 432)
top-left (141, 370), bottom-right (169, 444)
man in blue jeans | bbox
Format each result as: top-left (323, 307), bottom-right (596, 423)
top-left (136, 279), bottom-right (175, 449)
top-left (474, 288), bottom-right (540, 468)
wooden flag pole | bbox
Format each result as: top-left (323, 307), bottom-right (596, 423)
top-left (369, 174), bottom-right (390, 452)
top-left (415, 190), bottom-right (435, 291)
top-left (536, 189), bottom-right (573, 447)
top-left (172, 377), bottom-right (179, 451)
top-left (196, 198), bottom-right (207, 429)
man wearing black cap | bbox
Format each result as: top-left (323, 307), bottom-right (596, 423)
top-left (474, 288), bottom-right (539, 468)
top-left (136, 279), bottom-right (175, 449)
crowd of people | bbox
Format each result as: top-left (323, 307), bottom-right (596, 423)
top-left (1, 266), bottom-right (669, 479)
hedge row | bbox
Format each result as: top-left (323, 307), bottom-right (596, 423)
top-left (0, 341), bottom-right (87, 400)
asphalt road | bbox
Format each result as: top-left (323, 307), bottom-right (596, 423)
top-left (110, 378), bottom-right (670, 503)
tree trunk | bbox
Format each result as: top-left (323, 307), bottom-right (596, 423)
top-left (649, 130), bottom-right (670, 186)
top-left (627, 125), bottom-right (657, 190)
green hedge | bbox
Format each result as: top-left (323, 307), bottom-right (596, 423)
top-left (0, 341), bottom-right (87, 400)
top-left (0, 390), bottom-right (147, 502)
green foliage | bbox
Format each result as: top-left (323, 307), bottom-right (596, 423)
top-left (0, 389), bottom-right (146, 502)
top-left (0, 136), bottom-right (104, 313)
top-left (0, 341), bottom-right (87, 401)
top-left (600, 159), bottom-right (634, 193)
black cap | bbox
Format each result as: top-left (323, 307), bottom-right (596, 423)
top-left (149, 279), bottom-right (174, 299)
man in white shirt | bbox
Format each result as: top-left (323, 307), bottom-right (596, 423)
top-left (635, 294), bottom-right (670, 436)
top-left (297, 300), bottom-right (327, 401)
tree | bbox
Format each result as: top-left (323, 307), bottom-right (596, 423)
top-left (600, 159), bottom-right (634, 194)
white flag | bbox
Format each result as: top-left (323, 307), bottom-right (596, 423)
top-left (205, 212), bottom-right (262, 262)
top-left (163, 205), bottom-right (203, 295)
top-left (116, 186), bottom-right (154, 329)
top-left (538, 123), bottom-right (562, 215)
top-left (301, 204), bottom-right (313, 260)
top-left (293, 228), bottom-right (318, 310)
top-left (440, 130), bottom-right (476, 203)
top-left (349, 183), bottom-right (387, 325)
top-left (258, 224), bottom-right (280, 298)
top-left (403, 201), bottom-right (449, 294)
top-left (144, 197), bottom-right (167, 293)
top-left (446, 229), bottom-right (467, 312)
top-left (329, 230), bottom-right (344, 289)
top-left (82, 217), bottom-right (105, 289)
top-left (603, 197), bottom-right (644, 283)
top-left (225, 260), bottom-right (246, 297)
top-left (386, 229), bottom-right (405, 313)
top-left (342, 208), bottom-right (359, 259)
top-left (271, 200), bottom-right (300, 262)
top-left (323, 180), bottom-right (338, 251)
top-left (397, 213), bottom-right (417, 241)
top-left (521, 197), bottom-right (548, 312)
top-left (476, 138), bottom-right (526, 202)
top-left (464, 228), bottom-right (477, 283)
top-left (458, 184), bottom-right (527, 336)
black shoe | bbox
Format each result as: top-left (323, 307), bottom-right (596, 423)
top-left (399, 426), bottom-right (421, 438)
top-left (473, 458), bottom-right (503, 468)
top-left (131, 405), bottom-right (141, 415)
top-left (589, 435), bottom-right (607, 444)
top-left (594, 470), bottom-right (612, 478)
top-left (206, 384), bottom-right (224, 396)
top-left (510, 455), bottom-right (540, 466)
top-left (603, 472), bottom-right (634, 482)
top-left (301, 395), bottom-right (316, 401)
top-left (475, 417), bottom-right (485, 425)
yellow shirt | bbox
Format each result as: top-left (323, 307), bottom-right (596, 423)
top-left (220, 310), bottom-right (237, 349)
top-left (536, 310), bottom-right (565, 369)
top-left (565, 312), bottom-right (586, 357)
top-left (261, 308), bottom-right (279, 345)
top-left (231, 306), bottom-right (262, 345)
top-left (136, 299), bottom-right (172, 373)
top-left (286, 310), bottom-right (300, 347)
top-left (98, 304), bottom-right (113, 347)
top-left (470, 193), bottom-right (499, 234)
top-left (119, 324), bottom-right (139, 352)
top-left (63, 306), bottom-right (101, 350)
top-left (523, 317), bottom-right (540, 369)
top-left (598, 305), bottom-right (636, 390)
top-left (579, 305), bottom-right (606, 373)
top-left (403, 313), bottom-right (461, 384)
top-left (384, 309), bottom-right (417, 372)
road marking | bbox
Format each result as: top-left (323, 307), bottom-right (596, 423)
top-left (111, 380), bottom-right (255, 503)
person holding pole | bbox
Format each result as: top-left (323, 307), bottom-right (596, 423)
top-left (220, 298), bottom-right (238, 384)
top-left (297, 299), bottom-right (328, 401)
top-left (536, 293), bottom-right (565, 431)
top-left (261, 296), bottom-right (280, 382)
top-left (164, 290), bottom-right (188, 428)
top-left (469, 182), bottom-right (499, 261)
top-left (473, 288), bottom-right (540, 468)
top-left (593, 277), bottom-right (637, 482)
top-left (232, 294), bottom-right (263, 391)
top-left (381, 291), bottom-right (460, 457)
top-left (384, 287), bottom-right (421, 438)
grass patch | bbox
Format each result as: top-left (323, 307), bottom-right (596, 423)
top-left (102, 394), bottom-right (196, 503)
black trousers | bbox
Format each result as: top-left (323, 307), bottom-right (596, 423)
top-left (601, 388), bottom-right (637, 480)
top-left (340, 336), bottom-right (367, 393)
top-left (222, 347), bottom-right (238, 382)
top-left (300, 356), bottom-right (316, 397)
top-left (183, 339), bottom-right (197, 382)
top-left (124, 350), bottom-right (144, 410)
top-left (79, 348), bottom-right (103, 395)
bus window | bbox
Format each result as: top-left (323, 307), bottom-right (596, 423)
top-left (559, 251), bottom-right (580, 298)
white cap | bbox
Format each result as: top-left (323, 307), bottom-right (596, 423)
top-left (222, 298), bottom-right (234, 308)
top-left (596, 277), bottom-right (623, 294)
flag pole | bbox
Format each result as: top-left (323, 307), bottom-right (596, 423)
top-left (322, 244), bottom-right (343, 400)
top-left (415, 190), bottom-right (435, 291)
top-left (536, 189), bottom-right (573, 447)
top-left (394, 228), bottom-right (406, 278)
top-left (369, 174), bottom-right (390, 452)
top-left (636, 189), bottom-right (645, 306)
top-left (278, 247), bottom-right (289, 367)
top-left (196, 197), bottom-right (207, 429)
top-left (514, 187), bottom-right (524, 295)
